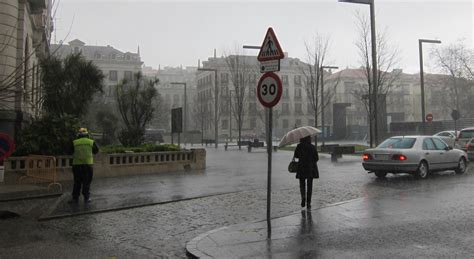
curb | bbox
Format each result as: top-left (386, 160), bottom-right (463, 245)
top-left (38, 190), bottom-right (254, 221)
top-left (0, 192), bottom-right (63, 202)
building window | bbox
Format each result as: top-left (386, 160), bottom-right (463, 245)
top-left (222, 119), bottom-right (228, 129)
top-left (94, 52), bottom-right (101, 59)
top-left (294, 88), bottom-right (302, 99)
top-left (283, 89), bottom-right (289, 99)
top-left (249, 103), bottom-right (257, 114)
top-left (124, 71), bottom-right (133, 80)
top-left (282, 103), bottom-right (290, 114)
top-left (308, 119), bottom-right (315, 126)
top-left (126, 55), bottom-right (130, 60)
top-left (282, 75), bottom-right (288, 85)
top-left (221, 73), bottom-right (228, 84)
top-left (109, 70), bottom-right (118, 81)
top-left (249, 89), bottom-right (255, 98)
top-left (74, 47), bottom-right (80, 54)
top-left (307, 102), bottom-right (313, 114)
top-left (111, 53), bottom-right (116, 60)
top-left (294, 75), bottom-right (301, 85)
top-left (283, 119), bottom-right (289, 128)
top-left (250, 118), bottom-right (256, 128)
top-left (295, 103), bottom-right (302, 113)
top-left (249, 74), bottom-right (257, 84)
top-left (295, 119), bottom-right (301, 127)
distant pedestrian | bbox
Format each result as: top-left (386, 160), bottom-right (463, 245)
top-left (294, 135), bottom-right (319, 209)
top-left (68, 128), bottom-right (99, 204)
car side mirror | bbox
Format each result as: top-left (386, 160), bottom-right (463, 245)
top-left (445, 146), bottom-right (453, 151)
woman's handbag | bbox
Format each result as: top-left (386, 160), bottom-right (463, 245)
top-left (288, 156), bottom-right (298, 173)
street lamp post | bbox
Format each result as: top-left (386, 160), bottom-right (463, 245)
top-left (418, 39), bottom-right (441, 134)
top-left (339, 0), bottom-right (378, 147)
top-left (320, 65), bottom-right (338, 146)
top-left (197, 67), bottom-right (218, 148)
top-left (171, 82), bottom-right (187, 146)
top-left (229, 90), bottom-right (235, 142)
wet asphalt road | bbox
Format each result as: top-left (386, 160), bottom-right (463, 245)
top-left (0, 147), bottom-right (472, 258)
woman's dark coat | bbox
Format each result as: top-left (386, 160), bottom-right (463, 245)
top-left (294, 141), bottom-right (319, 179)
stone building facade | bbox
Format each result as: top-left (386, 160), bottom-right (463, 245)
top-left (325, 68), bottom-right (424, 139)
top-left (195, 55), bottom-right (315, 141)
top-left (0, 0), bottom-right (53, 139)
top-left (51, 39), bottom-right (143, 101)
top-left (142, 65), bottom-right (197, 132)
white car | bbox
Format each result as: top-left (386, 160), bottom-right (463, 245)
top-left (362, 136), bottom-right (468, 179)
top-left (456, 127), bottom-right (474, 150)
top-left (433, 130), bottom-right (457, 147)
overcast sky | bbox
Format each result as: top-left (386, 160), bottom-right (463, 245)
top-left (54, 0), bottom-right (473, 74)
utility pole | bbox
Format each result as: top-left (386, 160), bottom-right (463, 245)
top-left (339, 0), bottom-right (378, 146)
top-left (418, 39), bottom-right (442, 134)
top-left (320, 65), bottom-right (338, 146)
top-left (198, 65), bottom-right (219, 148)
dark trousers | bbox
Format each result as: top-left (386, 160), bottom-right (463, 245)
top-left (299, 178), bottom-right (313, 205)
top-left (72, 164), bottom-right (93, 199)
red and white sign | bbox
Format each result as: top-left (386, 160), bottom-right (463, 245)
top-left (257, 72), bottom-right (282, 108)
top-left (0, 133), bottom-right (15, 161)
top-left (426, 113), bottom-right (433, 122)
top-left (257, 27), bottom-right (284, 62)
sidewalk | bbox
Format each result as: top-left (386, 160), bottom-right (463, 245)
top-left (186, 175), bottom-right (474, 258)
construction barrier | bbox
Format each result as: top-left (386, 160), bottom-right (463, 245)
top-left (19, 155), bottom-right (62, 191)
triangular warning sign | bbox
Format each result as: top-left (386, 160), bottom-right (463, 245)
top-left (257, 27), bottom-right (284, 62)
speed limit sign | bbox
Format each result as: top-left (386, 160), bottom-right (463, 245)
top-left (257, 72), bottom-right (282, 108)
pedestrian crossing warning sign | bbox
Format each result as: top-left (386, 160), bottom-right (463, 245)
top-left (257, 27), bottom-right (284, 62)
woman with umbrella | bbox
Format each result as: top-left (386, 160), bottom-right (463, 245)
top-left (294, 135), bottom-right (319, 208)
top-left (280, 126), bottom-right (321, 209)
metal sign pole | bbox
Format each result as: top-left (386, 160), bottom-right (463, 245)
top-left (266, 107), bottom-right (272, 238)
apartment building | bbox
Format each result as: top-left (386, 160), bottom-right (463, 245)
top-left (51, 39), bottom-right (142, 100)
top-left (0, 0), bottom-right (53, 139)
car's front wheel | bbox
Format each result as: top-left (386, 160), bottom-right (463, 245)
top-left (374, 171), bottom-right (387, 178)
top-left (455, 158), bottom-right (467, 174)
top-left (415, 161), bottom-right (429, 179)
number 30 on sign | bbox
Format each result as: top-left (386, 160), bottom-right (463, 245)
top-left (257, 72), bottom-right (283, 108)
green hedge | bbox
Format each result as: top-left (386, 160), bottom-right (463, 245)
top-left (100, 143), bottom-right (180, 154)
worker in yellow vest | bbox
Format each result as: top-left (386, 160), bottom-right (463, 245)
top-left (68, 128), bottom-right (99, 204)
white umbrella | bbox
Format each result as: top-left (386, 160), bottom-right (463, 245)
top-left (278, 126), bottom-right (321, 147)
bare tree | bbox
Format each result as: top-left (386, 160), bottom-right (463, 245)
top-left (190, 94), bottom-right (205, 143)
top-left (224, 53), bottom-right (259, 148)
top-left (354, 12), bottom-right (401, 145)
top-left (300, 33), bottom-right (340, 144)
top-left (431, 41), bottom-right (474, 117)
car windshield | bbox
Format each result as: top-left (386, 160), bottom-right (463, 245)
top-left (377, 138), bottom-right (416, 149)
top-left (459, 130), bottom-right (474, 139)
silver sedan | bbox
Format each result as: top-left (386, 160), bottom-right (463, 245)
top-left (362, 136), bottom-right (468, 179)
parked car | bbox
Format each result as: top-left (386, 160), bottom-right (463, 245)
top-left (466, 138), bottom-right (474, 161)
top-left (362, 136), bottom-right (468, 179)
top-left (433, 130), bottom-right (457, 147)
top-left (456, 127), bottom-right (474, 150)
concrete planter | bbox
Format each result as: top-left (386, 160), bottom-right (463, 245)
top-left (3, 148), bottom-right (206, 184)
